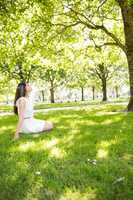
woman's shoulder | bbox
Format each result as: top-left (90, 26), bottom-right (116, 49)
top-left (16, 97), bottom-right (27, 106)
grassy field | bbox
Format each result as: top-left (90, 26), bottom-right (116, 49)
top-left (0, 101), bottom-right (86, 112)
top-left (0, 100), bottom-right (101, 112)
top-left (0, 103), bottom-right (132, 200)
top-left (0, 97), bottom-right (128, 112)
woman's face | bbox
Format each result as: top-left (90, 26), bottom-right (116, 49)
top-left (25, 83), bottom-right (32, 93)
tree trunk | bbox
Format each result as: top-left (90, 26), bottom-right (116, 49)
top-left (92, 86), bottom-right (95, 100)
top-left (50, 80), bottom-right (55, 103)
top-left (102, 79), bottom-right (107, 101)
top-left (115, 86), bottom-right (119, 98)
top-left (118, 1), bottom-right (133, 111)
top-left (50, 88), bottom-right (55, 103)
top-left (81, 87), bottom-right (84, 101)
top-left (41, 90), bottom-right (45, 101)
top-left (6, 94), bottom-right (9, 104)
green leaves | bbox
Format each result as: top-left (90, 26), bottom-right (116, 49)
top-left (38, 65), bottom-right (67, 88)
top-left (128, 0), bottom-right (133, 5)
top-left (0, 0), bottom-right (129, 100)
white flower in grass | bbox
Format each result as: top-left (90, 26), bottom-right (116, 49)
top-left (87, 158), bottom-right (97, 165)
top-left (92, 159), bottom-right (97, 165)
top-left (35, 171), bottom-right (41, 175)
top-left (113, 177), bottom-right (125, 184)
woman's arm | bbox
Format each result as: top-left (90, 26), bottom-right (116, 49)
top-left (14, 98), bottom-right (26, 139)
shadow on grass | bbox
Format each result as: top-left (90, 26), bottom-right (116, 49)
top-left (0, 108), bottom-right (132, 200)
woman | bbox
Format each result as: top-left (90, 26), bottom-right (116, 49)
top-left (14, 82), bottom-right (54, 140)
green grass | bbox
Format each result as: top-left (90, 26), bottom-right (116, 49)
top-left (0, 104), bottom-right (13, 112)
top-left (0, 104), bottom-right (132, 200)
top-left (0, 100), bottom-right (99, 112)
top-left (0, 101), bottom-right (89, 112)
top-left (0, 98), bottom-right (128, 112)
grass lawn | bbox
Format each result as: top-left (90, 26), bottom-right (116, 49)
top-left (0, 104), bottom-right (132, 200)
top-left (0, 97), bottom-right (128, 112)
top-left (0, 100), bottom-right (100, 112)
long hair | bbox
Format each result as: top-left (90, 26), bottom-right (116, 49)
top-left (14, 82), bottom-right (26, 115)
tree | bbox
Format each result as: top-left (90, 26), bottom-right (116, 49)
top-left (0, 0), bottom-right (54, 82)
top-left (1, 0), bottom-right (132, 108)
top-left (67, 65), bottom-right (89, 101)
top-left (51, 0), bottom-right (133, 110)
top-left (109, 65), bottom-right (129, 98)
top-left (89, 63), bottom-right (109, 101)
top-left (117, 0), bottom-right (133, 110)
top-left (86, 46), bottom-right (123, 101)
top-left (38, 65), bottom-right (66, 103)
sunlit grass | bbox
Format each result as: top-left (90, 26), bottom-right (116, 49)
top-left (0, 99), bottom-right (127, 113)
top-left (0, 103), bottom-right (132, 200)
top-left (59, 188), bottom-right (96, 200)
top-left (16, 138), bottom-right (65, 159)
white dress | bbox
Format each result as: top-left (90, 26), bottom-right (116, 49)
top-left (16, 97), bottom-right (45, 133)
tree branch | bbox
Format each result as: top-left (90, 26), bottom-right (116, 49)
top-left (100, 25), bottom-right (126, 53)
top-left (57, 6), bottom-right (126, 54)
top-left (97, 0), bottom-right (108, 12)
top-left (90, 37), bottom-right (119, 49)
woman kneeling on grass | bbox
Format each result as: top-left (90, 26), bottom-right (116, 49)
top-left (14, 82), bottom-right (54, 140)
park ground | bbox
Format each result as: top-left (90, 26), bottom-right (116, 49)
top-left (0, 103), bottom-right (132, 200)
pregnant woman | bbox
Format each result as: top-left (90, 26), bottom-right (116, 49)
top-left (14, 82), bottom-right (54, 140)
